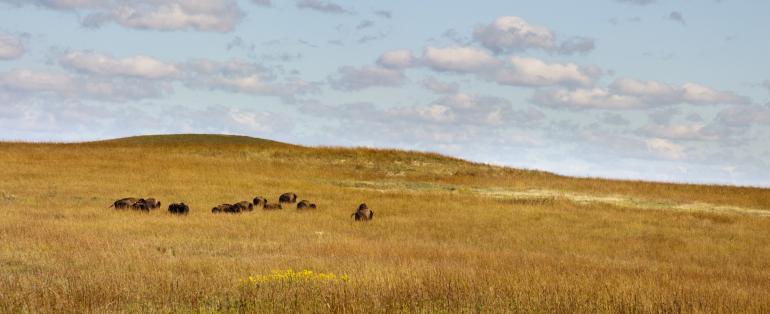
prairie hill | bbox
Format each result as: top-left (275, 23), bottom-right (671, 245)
top-left (36, 133), bottom-right (770, 213)
top-left (1, 134), bottom-right (769, 312)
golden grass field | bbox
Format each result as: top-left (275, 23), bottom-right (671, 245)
top-left (1, 134), bottom-right (769, 313)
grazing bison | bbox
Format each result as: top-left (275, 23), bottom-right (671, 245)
top-left (252, 196), bottom-right (266, 207)
top-left (279, 192), bottom-right (297, 203)
top-left (352, 203), bottom-right (374, 221)
top-left (110, 197), bottom-right (161, 210)
top-left (232, 201), bottom-right (254, 212)
top-left (297, 200), bottom-right (317, 210)
top-left (168, 203), bottom-right (189, 215)
top-left (131, 199), bottom-right (152, 211)
top-left (212, 203), bottom-right (235, 213)
top-left (143, 198), bottom-right (161, 210)
top-left (263, 202), bottom-right (282, 210)
top-left (110, 197), bottom-right (139, 209)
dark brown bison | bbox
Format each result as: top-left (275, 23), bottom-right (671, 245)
top-left (297, 200), bottom-right (317, 210)
top-left (130, 198), bottom-right (162, 211)
top-left (233, 201), bottom-right (254, 211)
top-left (168, 203), bottom-right (189, 215)
top-left (144, 198), bottom-right (161, 209)
top-left (352, 203), bottom-right (374, 221)
top-left (252, 196), bottom-right (266, 207)
top-left (279, 193), bottom-right (297, 203)
top-left (110, 197), bottom-right (139, 209)
top-left (131, 198), bottom-right (151, 211)
top-left (263, 202), bottom-right (282, 210)
top-left (212, 203), bottom-right (236, 213)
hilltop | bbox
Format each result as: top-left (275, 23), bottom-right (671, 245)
top-left (96, 133), bottom-right (293, 147)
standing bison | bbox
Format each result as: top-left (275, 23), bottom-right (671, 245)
top-left (168, 203), bottom-right (189, 215)
top-left (131, 198), bottom-right (162, 211)
top-left (352, 203), bottom-right (374, 221)
top-left (252, 196), bottom-right (266, 208)
top-left (132, 199), bottom-right (150, 211)
top-left (110, 197), bottom-right (139, 209)
top-left (143, 198), bottom-right (161, 209)
top-left (279, 193), bottom-right (297, 203)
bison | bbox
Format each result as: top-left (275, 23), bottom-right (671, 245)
top-left (297, 200), bottom-right (317, 210)
top-left (110, 197), bottom-right (139, 209)
top-left (110, 197), bottom-right (161, 210)
top-left (168, 203), bottom-right (189, 215)
top-left (131, 198), bottom-right (151, 211)
top-left (352, 203), bottom-right (374, 221)
top-left (263, 202), bottom-right (282, 210)
top-left (143, 198), bottom-right (161, 210)
top-left (232, 201), bottom-right (254, 211)
top-left (212, 203), bottom-right (235, 213)
top-left (252, 196), bottom-right (266, 207)
top-left (279, 192), bottom-right (297, 203)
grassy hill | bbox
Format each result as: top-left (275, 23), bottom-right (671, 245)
top-left (1, 134), bottom-right (769, 313)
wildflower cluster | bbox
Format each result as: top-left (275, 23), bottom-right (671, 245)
top-left (244, 269), bottom-right (350, 286)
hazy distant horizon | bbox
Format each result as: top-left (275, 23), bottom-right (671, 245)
top-left (1, 0), bottom-right (768, 186)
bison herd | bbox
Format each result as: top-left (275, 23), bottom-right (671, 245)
top-left (110, 192), bottom-right (373, 221)
top-left (109, 197), bottom-right (162, 210)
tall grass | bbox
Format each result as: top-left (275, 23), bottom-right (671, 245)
top-left (0, 134), bottom-right (768, 313)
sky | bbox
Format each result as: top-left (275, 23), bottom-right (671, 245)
top-left (0, 0), bottom-right (769, 187)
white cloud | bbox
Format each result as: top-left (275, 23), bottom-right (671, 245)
top-left (5, 0), bottom-right (245, 32)
top-left (0, 33), bottom-right (25, 60)
top-left (60, 51), bottom-right (179, 79)
top-left (421, 46), bottom-right (500, 73)
top-left (494, 57), bottom-right (595, 87)
top-left (535, 78), bottom-right (749, 109)
top-left (377, 49), bottom-right (414, 69)
top-left (640, 122), bottom-right (718, 141)
top-left (227, 109), bottom-right (280, 133)
top-left (0, 69), bottom-right (76, 94)
top-left (0, 69), bottom-right (169, 101)
top-left (472, 16), bottom-right (594, 55)
top-left (534, 87), bottom-right (642, 109)
top-left (391, 47), bottom-right (601, 88)
top-left (763, 80), bottom-right (770, 91)
top-left (646, 138), bottom-right (685, 160)
top-left (328, 65), bottom-right (405, 91)
top-left (681, 82), bottom-right (747, 104)
top-left (473, 16), bottom-right (554, 53)
top-left (714, 105), bottom-right (770, 127)
top-left (98, 1), bottom-right (243, 32)
top-left (611, 78), bottom-right (680, 99)
top-left (0, 0), bottom-right (103, 10)
top-left (612, 79), bottom-right (747, 104)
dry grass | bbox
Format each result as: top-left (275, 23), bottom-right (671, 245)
top-left (0, 134), bottom-right (769, 313)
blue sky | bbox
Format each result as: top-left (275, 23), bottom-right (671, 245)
top-left (0, 0), bottom-right (769, 186)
